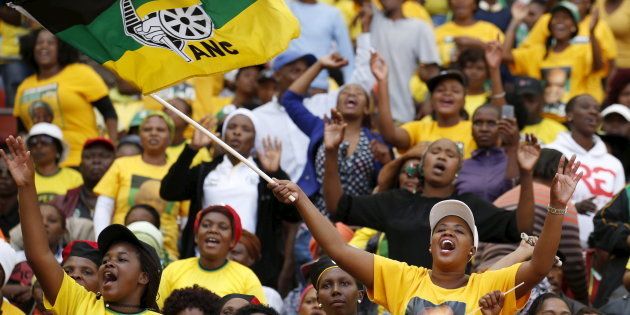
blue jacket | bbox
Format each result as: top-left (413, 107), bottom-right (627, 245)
top-left (281, 90), bottom-right (389, 196)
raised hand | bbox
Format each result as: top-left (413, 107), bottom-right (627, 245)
top-left (575, 196), bottom-right (597, 215)
top-left (589, 7), bottom-right (599, 32)
top-left (517, 134), bottom-right (541, 172)
top-left (479, 290), bottom-right (505, 315)
top-left (497, 118), bottom-right (519, 149)
top-left (190, 115), bottom-right (217, 150)
top-left (370, 139), bottom-right (392, 165)
top-left (484, 40), bottom-right (503, 70)
top-left (510, 1), bottom-right (529, 22)
top-left (259, 136), bottom-right (282, 173)
top-left (370, 51), bottom-right (388, 82)
top-left (324, 108), bottom-right (347, 151)
top-left (0, 136), bottom-right (35, 187)
top-left (268, 179), bottom-right (303, 204)
top-left (550, 155), bottom-right (583, 207)
top-left (318, 52), bottom-right (349, 69)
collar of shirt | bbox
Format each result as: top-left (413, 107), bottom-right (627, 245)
top-left (470, 146), bottom-right (505, 160)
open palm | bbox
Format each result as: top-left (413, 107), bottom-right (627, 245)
top-left (324, 109), bottom-right (347, 151)
top-left (259, 136), bottom-right (282, 173)
top-left (551, 155), bottom-right (583, 206)
top-left (370, 51), bottom-right (388, 81)
top-left (517, 134), bottom-right (541, 172)
top-left (0, 136), bottom-right (35, 187)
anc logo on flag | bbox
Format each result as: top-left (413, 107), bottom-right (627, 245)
top-left (121, 0), bottom-right (213, 62)
top-left (10, 0), bottom-right (300, 94)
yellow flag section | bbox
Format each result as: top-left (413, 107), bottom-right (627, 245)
top-left (106, 0), bottom-right (299, 94)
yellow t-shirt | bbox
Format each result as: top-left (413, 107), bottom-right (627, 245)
top-left (401, 119), bottom-right (476, 158)
top-left (511, 44), bottom-right (592, 106)
top-left (35, 168), bottom-right (83, 203)
top-left (157, 258), bottom-right (266, 308)
top-left (598, 0), bottom-right (630, 68)
top-left (410, 75), bottom-right (429, 104)
top-left (465, 93), bottom-right (489, 117)
top-left (44, 273), bottom-right (160, 315)
top-left (13, 64), bottom-right (110, 167)
top-left (0, 21), bottom-right (29, 60)
top-left (166, 141), bottom-right (212, 167)
top-left (521, 118), bottom-right (568, 145)
top-left (1, 298), bottom-right (24, 315)
top-left (93, 155), bottom-right (184, 259)
top-left (370, 255), bottom-right (529, 315)
top-left (435, 21), bottom-right (504, 65)
top-left (520, 12), bottom-right (617, 102)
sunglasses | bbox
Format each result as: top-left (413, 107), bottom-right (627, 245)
top-left (401, 164), bottom-right (421, 178)
top-left (27, 135), bottom-right (56, 147)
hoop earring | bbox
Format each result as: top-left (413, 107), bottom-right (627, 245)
top-left (96, 292), bottom-right (102, 300)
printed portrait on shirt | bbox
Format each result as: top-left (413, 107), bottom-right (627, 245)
top-left (130, 175), bottom-right (176, 215)
top-left (405, 297), bottom-right (466, 315)
top-left (541, 67), bottom-right (571, 106)
top-left (20, 83), bottom-right (61, 127)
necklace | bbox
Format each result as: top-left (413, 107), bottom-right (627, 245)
top-left (105, 301), bottom-right (143, 312)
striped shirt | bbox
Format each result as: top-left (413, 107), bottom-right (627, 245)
top-left (473, 182), bottom-right (588, 303)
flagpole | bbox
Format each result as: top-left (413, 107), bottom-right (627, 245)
top-left (150, 94), bottom-right (295, 202)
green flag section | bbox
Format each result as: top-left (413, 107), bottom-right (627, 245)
top-left (11, 0), bottom-right (299, 94)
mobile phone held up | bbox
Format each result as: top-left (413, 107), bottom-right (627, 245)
top-left (502, 105), bottom-right (515, 120)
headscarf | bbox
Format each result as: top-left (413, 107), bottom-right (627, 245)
top-left (309, 223), bottom-right (354, 260)
top-left (221, 108), bottom-right (262, 153)
top-left (216, 293), bottom-right (260, 311)
top-left (238, 230), bottom-right (262, 262)
top-left (61, 240), bottom-right (101, 267)
top-left (140, 110), bottom-right (175, 140)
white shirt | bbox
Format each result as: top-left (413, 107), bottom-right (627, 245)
top-left (253, 33), bottom-right (375, 182)
top-left (203, 157), bottom-right (260, 233)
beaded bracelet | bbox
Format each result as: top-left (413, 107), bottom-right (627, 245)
top-left (547, 205), bottom-right (567, 215)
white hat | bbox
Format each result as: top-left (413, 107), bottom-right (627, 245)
top-left (429, 200), bottom-right (479, 248)
top-left (126, 221), bottom-right (164, 258)
top-left (0, 239), bottom-right (17, 287)
top-left (27, 122), bottom-right (69, 163)
top-left (601, 104), bottom-right (630, 122)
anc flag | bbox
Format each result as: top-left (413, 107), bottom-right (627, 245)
top-left (9, 0), bottom-right (299, 94)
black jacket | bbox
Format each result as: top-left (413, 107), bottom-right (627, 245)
top-left (160, 145), bottom-right (300, 288)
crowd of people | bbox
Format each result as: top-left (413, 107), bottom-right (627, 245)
top-left (0, 0), bottom-right (629, 314)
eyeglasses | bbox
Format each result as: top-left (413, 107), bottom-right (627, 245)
top-left (401, 164), bottom-right (421, 178)
top-left (27, 135), bottom-right (56, 147)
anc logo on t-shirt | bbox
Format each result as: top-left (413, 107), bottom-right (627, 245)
top-left (21, 83), bottom-right (66, 127)
top-left (405, 297), bottom-right (467, 315)
top-left (129, 175), bottom-right (176, 215)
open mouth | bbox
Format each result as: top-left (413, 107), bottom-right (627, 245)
top-left (344, 97), bottom-right (358, 109)
top-left (204, 236), bottom-right (220, 247)
top-left (439, 239), bottom-right (455, 253)
top-left (432, 162), bottom-right (446, 175)
top-left (103, 271), bottom-right (117, 286)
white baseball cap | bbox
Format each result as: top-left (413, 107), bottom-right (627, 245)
top-left (429, 199), bottom-right (479, 248)
top-left (601, 104), bottom-right (630, 122)
top-left (26, 122), bottom-right (69, 163)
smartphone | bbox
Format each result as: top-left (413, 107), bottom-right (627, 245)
top-left (502, 105), bottom-right (515, 119)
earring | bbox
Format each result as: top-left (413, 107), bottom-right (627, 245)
top-left (318, 303), bottom-right (323, 308)
top-left (96, 292), bottom-right (102, 300)
top-left (358, 299), bottom-right (362, 304)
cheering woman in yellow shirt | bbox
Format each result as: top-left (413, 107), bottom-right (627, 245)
top-left (14, 29), bottom-right (118, 167)
top-left (269, 154), bottom-right (582, 314)
top-left (503, 1), bottom-right (604, 119)
top-left (1, 136), bottom-right (162, 315)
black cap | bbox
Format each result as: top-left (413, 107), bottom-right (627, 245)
top-left (301, 256), bottom-right (340, 288)
top-left (62, 240), bottom-right (102, 267)
top-left (514, 76), bottom-right (543, 96)
top-left (427, 70), bottom-right (467, 93)
top-left (98, 224), bottom-right (161, 270)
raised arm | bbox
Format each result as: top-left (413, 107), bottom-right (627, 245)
top-left (515, 155), bottom-right (582, 298)
top-left (514, 134), bottom-right (539, 234)
top-left (323, 109), bottom-right (346, 216)
top-left (370, 52), bottom-right (412, 149)
top-left (1, 136), bottom-right (64, 304)
top-left (502, 2), bottom-right (528, 63)
top-left (288, 53), bottom-right (348, 96)
top-left (485, 41), bottom-right (506, 107)
top-left (269, 180), bottom-right (374, 289)
top-left (589, 8), bottom-right (604, 72)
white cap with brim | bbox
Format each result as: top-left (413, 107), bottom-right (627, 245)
top-left (26, 122), bottom-right (69, 163)
top-left (601, 104), bottom-right (630, 122)
top-left (429, 199), bottom-right (479, 248)
top-left (0, 239), bottom-right (17, 287)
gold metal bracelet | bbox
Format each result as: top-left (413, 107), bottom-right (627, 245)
top-left (547, 205), bottom-right (567, 215)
